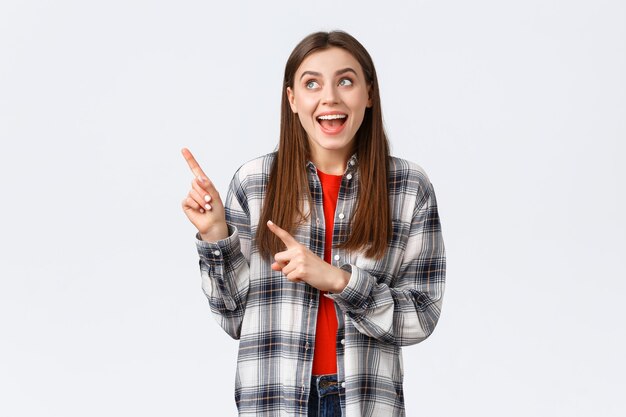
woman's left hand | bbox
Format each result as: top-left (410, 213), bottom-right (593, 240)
top-left (267, 220), bottom-right (350, 293)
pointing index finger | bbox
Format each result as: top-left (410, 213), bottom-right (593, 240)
top-left (181, 147), bottom-right (207, 178)
top-left (267, 220), bottom-right (298, 248)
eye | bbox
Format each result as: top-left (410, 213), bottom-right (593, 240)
top-left (338, 78), bottom-right (353, 87)
top-left (305, 80), bottom-right (320, 89)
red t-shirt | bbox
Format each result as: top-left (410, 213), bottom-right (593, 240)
top-left (311, 169), bottom-right (343, 375)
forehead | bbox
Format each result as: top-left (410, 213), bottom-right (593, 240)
top-left (296, 47), bottom-right (364, 77)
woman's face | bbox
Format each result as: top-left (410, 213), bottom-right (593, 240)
top-left (287, 47), bottom-right (371, 165)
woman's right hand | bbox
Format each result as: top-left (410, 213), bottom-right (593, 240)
top-left (181, 148), bottom-right (229, 242)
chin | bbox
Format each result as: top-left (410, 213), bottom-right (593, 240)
top-left (318, 139), bottom-right (353, 152)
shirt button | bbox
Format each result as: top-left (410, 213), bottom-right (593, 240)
top-left (338, 213), bottom-right (345, 220)
top-left (340, 339), bottom-right (345, 345)
top-left (316, 218), bottom-right (321, 226)
top-left (305, 342), bottom-right (310, 351)
top-left (346, 173), bottom-right (353, 180)
top-left (213, 250), bottom-right (220, 256)
top-left (349, 160), bottom-right (355, 166)
top-left (334, 255), bottom-right (340, 261)
top-left (341, 382), bottom-right (346, 388)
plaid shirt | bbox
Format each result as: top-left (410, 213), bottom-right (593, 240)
top-left (196, 152), bottom-right (446, 417)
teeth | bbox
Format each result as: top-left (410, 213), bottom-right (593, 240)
top-left (317, 114), bottom-right (347, 120)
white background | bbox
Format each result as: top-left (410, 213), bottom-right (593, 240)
top-left (1, 1), bottom-right (625, 416)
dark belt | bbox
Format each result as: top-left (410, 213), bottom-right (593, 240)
top-left (319, 379), bottom-right (338, 389)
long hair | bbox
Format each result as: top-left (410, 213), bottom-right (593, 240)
top-left (256, 30), bottom-right (391, 260)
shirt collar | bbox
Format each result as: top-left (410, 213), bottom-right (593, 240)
top-left (306, 153), bottom-right (359, 175)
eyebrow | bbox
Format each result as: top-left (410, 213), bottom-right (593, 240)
top-left (299, 67), bottom-right (358, 81)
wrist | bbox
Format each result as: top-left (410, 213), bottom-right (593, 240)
top-left (199, 223), bottom-right (229, 242)
top-left (331, 267), bottom-right (351, 294)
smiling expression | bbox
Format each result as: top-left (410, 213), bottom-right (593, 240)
top-left (287, 47), bottom-right (372, 166)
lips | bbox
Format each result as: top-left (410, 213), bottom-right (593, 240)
top-left (316, 113), bottom-right (347, 135)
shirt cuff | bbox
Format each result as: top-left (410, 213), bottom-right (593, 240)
top-left (195, 225), bottom-right (240, 311)
top-left (326, 264), bottom-right (375, 314)
top-left (195, 225), bottom-right (239, 262)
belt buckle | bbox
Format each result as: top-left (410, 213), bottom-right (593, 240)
top-left (319, 380), bottom-right (337, 389)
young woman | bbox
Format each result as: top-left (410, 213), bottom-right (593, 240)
top-left (181, 31), bottom-right (446, 417)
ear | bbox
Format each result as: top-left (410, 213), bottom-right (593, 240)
top-left (366, 85), bottom-right (373, 108)
top-left (286, 87), bottom-right (297, 113)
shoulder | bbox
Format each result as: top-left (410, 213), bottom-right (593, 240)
top-left (233, 152), bottom-right (276, 181)
top-left (225, 152), bottom-right (276, 208)
top-left (229, 152), bottom-right (276, 192)
top-left (388, 156), bottom-right (433, 200)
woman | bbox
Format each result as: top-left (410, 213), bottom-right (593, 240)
top-left (181, 30), bottom-right (446, 417)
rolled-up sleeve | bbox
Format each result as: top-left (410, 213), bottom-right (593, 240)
top-left (196, 169), bottom-right (251, 340)
top-left (328, 181), bottom-right (446, 346)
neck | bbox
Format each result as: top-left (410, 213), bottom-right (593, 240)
top-left (309, 147), bottom-right (351, 175)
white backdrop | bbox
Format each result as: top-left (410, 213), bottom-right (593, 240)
top-left (1, 1), bottom-right (625, 416)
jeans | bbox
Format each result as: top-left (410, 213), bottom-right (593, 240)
top-left (308, 374), bottom-right (341, 417)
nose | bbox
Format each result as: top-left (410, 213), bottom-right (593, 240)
top-left (321, 84), bottom-right (340, 105)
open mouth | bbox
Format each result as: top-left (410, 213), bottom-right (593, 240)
top-left (316, 113), bottom-right (347, 134)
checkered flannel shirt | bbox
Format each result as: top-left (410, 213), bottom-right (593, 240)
top-left (196, 152), bottom-right (446, 417)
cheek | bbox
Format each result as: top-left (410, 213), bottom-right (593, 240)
top-left (296, 112), bottom-right (316, 135)
top-left (297, 96), bottom-right (317, 115)
top-left (345, 91), bottom-right (369, 112)
top-left (297, 113), bottom-right (310, 127)
top-left (295, 101), bottom-right (317, 123)
top-left (346, 96), bottom-right (369, 129)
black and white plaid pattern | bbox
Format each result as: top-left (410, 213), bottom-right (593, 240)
top-left (196, 152), bottom-right (446, 417)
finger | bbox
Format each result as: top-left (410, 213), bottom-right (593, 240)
top-left (285, 271), bottom-right (302, 283)
top-left (193, 176), bottom-right (223, 206)
top-left (192, 178), bottom-right (212, 204)
top-left (267, 220), bottom-right (299, 248)
top-left (272, 255), bottom-right (290, 267)
top-left (281, 261), bottom-right (297, 276)
top-left (273, 249), bottom-right (294, 264)
top-left (190, 189), bottom-right (212, 211)
top-left (271, 262), bottom-right (284, 272)
top-left (181, 148), bottom-right (207, 179)
top-left (183, 197), bottom-right (205, 214)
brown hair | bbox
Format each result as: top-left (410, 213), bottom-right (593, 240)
top-left (256, 30), bottom-right (391, 259)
